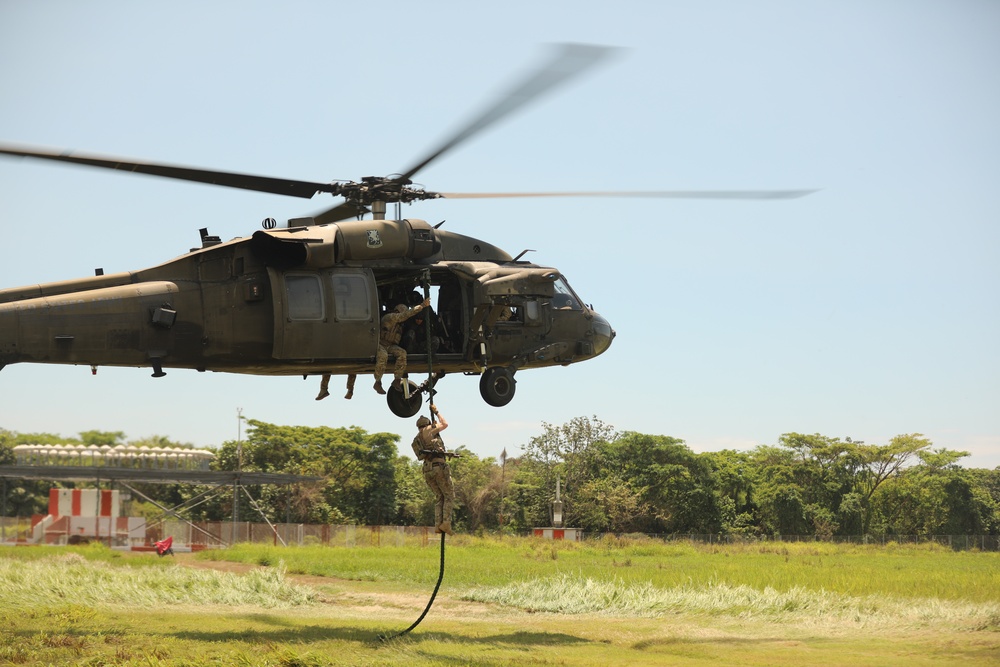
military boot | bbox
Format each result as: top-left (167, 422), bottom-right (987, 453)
top-left (438, 521), bottom-right (453, 536)
top-left (373, 379), bottom-right (386, 395)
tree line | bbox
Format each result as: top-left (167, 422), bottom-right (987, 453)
top-left (2, 418), bottom-right (998, 537)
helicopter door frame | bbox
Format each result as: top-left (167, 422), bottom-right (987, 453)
top-left (269, 267), bottom-right (378, 360)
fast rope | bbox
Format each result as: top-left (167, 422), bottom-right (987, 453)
top-left (378, 530), bottom-right (446, 641)
top-left (379, 270), bottom-right (446, 642)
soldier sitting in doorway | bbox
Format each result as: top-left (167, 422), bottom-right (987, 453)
top-left (373, 296), bottom-right (430, 394)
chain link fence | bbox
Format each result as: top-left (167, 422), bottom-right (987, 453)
top-left (2, 516), bottom-right (997, 551)
top-left (636, 532), bottom-right (1000, 551)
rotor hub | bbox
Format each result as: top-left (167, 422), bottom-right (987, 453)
top-left (334, 177), bottom-right (442, 207)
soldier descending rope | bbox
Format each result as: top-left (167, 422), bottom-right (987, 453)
top-left (412, 403), bottom-right (457, 535)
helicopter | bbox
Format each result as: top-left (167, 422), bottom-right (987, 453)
top-left (0, 44), bottom-right (812, 418)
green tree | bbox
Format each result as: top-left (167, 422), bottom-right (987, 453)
top-left (781, 433), bottom-right (856, 534)
top-left (449, 448), bottom-right (504, 532)
top-left (749, 445), bottom-right (810, 536)
top-left (749, 433), bottom-right (892, 537)
top-left (505, 458), bottom-right (549, 530)
top-left (964, 467), bottom-right (1000, 535)
top-left (573, 473), bottom-right (649, 533)
top-left (704, 449), bottom-right (758, 535)
top-left (128, 435), bottom-right (194, 449)
top-left (0, 429), bottom-right (14, 466)
top-left (587, 432), bottom-right (721, 533)
top-left (213, 420), bottom-right (399, 524)
top-left (393, 456), bottom-right (434, 526)
top-left (517, 416), bottom-right (617, 527)
top-left (78, 430), bottom-right (126, 447)
top-left (8, 431), bottom-right (78, 445)
top-left (851, 433), bottom-right (931, 533)
top-left (0, 429), bottom-right (59, 516)
top-left (866, 447), bottom-right (994, 536)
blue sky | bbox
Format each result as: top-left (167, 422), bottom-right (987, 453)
top-left (1, 1), bottom-right (998, 468)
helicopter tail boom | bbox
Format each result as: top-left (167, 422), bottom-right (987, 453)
top-left (0, 281), bottom-right (179, 369)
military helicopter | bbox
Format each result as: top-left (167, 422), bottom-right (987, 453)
top-left (0, 44), bottom-right (812, 418)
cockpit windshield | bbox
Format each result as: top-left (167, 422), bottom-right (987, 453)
top-left (552, 276), bottom-right (583, 311)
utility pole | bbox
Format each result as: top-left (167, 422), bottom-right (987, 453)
top-left (1, 478), bottom-right (6, 545)
top-left (499, 448), bottom-right (507, 528)
top-left (233, 407), bottom-right (243, 542)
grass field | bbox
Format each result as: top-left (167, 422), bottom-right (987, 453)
top-left (1, 536), bottom-right (998, 666)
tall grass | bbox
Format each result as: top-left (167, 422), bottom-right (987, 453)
top-left (461, 573), bottom-right (1000, 629)
top-left (0, 552), bottom-right (316, 609)
top-left (202, 535), bottom-right (1000, 604)
top-left (1, 538), bottom-right (997, 665)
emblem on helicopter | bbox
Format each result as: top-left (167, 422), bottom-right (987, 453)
top-left (366, 229), bottom-right (383, 248)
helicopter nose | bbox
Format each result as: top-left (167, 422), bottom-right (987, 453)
top-left (590, 312), bottom-right (615, 356)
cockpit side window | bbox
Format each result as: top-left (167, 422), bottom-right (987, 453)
top-left (552, 276), bottom-right (583, 310)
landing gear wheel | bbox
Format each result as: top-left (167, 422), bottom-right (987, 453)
top-left (387, 379), bottom-right (423, 418)
top-left (480, 367), bottom-right (516, 407)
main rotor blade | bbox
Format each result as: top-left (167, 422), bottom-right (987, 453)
top-left (437, 189), bottom-right (819, 200)
top-left (0, 143), bottom-right (339, 199)
top-left (396, 43), bottom-right (617, 183)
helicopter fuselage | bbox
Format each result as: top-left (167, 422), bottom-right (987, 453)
top-left (0, 219), bottom-right (614, 416)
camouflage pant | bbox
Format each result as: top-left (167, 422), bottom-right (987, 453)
top-left (317, 373), bottom-right (354, 395)
top-left (374, 344), bottom-right (407, 382)
top-left (423, 462), bottom-right (454, 527)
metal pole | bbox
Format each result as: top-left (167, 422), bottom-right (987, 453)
top-left (499, 449), bottom-right (507, 528)
top-left (241, 485), bottom-right (286, 547)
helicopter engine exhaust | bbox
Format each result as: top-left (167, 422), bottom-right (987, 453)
top-left (249, 219), bottom-right (440, 269)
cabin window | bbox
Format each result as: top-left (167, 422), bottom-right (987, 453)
top-left (332, 273), bottom-right (372, 321)
top-left (285, 274), bottom-right (324, 320)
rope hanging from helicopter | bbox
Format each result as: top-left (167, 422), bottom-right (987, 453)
top-left (379, 268), bottom-right (446, 642)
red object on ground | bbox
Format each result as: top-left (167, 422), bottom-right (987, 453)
top-left (155, 536), bottom-right (174, 557)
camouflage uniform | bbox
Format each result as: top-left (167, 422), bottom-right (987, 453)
top-left (374, 303), bottom-right (425, 385)
top-left (315, 373), bottom-right (355, 400)
top-left (412, 417), bottom-right (454, 532)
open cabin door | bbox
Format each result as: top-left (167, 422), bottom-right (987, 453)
top-left (269, 267), bottom-right (378, 360)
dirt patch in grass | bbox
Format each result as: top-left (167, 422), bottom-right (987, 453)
top-left (180, 554), bottom-right (516, 622)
